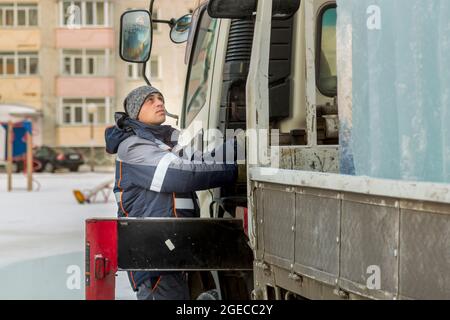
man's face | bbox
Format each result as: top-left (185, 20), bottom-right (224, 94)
top-left (138, 93), bottom-right (166, 125)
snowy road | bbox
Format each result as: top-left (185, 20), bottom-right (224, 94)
top-left (0, 172), bottom-right (135, 300)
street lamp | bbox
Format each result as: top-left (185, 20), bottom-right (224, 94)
top-left (87, 103), bottom-right (97, 172)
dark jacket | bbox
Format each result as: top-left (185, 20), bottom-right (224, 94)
top-left (105, 113), bottom-right (238, 290)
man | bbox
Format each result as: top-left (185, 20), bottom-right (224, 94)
top-left (105, 85), bottom-right (238, 300)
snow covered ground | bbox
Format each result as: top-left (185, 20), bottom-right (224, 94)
top-left (0, 172), bottom-right (136, 300)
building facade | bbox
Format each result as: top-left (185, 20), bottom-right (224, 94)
top-left (0, 0), bottom-right (195, 167)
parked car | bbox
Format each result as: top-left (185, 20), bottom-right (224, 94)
top-left (14, 146), bottom-right (84, 173)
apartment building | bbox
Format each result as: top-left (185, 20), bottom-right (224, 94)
top-left (0, 0), bottom-right (195, 166)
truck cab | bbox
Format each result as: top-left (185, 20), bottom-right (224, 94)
top-left (180, 0), bottom-right (338, 219)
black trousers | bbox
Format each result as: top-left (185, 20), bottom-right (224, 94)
top-left (136, 272), bottom-right (190, 300)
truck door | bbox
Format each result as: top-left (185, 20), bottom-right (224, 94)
top-left (274, 0), bottom-right (339, 173)
top-left (291, 0), bottom-right (338, 147)
top-left (180, 4), bottom-right (221, 217)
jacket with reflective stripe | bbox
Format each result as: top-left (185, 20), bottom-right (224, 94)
top-left (115, 135), bottom-right (237, 218)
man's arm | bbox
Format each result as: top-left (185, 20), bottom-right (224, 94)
top-left (118, 137), bottom-right (238, 193)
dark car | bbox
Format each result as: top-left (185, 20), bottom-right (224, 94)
top-left (14, 146), bottom-right (84, 173)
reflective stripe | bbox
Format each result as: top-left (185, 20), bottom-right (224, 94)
top-left (114, 192), bottom-right (122, 203)
top-left (175, 198), bottom-right (195, 210)
top-left (150, 153), bottom-right (179, 192)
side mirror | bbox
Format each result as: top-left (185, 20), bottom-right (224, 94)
top-left (120, 10), bottom-right (152, 63)
top-left (170, 14), bottom-right (193, 44)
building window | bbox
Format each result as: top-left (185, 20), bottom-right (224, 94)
top-left (84, 1), bottom-right (104, 25)
top-left (63, 105), bottom-right (72, 123)
top-left (317, 5), bottom-right (337, 97)
top-left (0, 52), bottom-right (39, 76)
top-left (150, 57), bottom-right (160, 79)
top-left (60, 0), bottom-right (111, 27)
top-left (85, 50), bottom-right (106, 75)
top-left (0, 52), bottom-right (15, 75)
top-left (0, 3), bottom-right (38, 27)
top-left (74, 105), bottom-right (83, 124)
top-left (127, 63), bottom-right (145, 80)
top-left (18, 52), bottom-right (39, 75)
top-left (62, 49), bottom-right (109, 76)
top-left (127, 56), bottom-right (160, 80)
top-left (60, 97), bottom-right (113, 125)
top-left (17, 3), bottom-right (38, 26)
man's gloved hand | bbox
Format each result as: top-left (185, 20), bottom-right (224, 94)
top-left (200, 136), bottom-right (247, 182)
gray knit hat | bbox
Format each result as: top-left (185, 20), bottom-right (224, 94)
top-left (124, 85), bottom-right (164, 120)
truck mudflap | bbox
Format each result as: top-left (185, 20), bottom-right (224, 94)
top-left (86, 218), bottom-right (253, 300)
top-left (118, 218), bottom-right (253, 271)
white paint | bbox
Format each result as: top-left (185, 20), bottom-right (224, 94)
top-left (165, 239), bottom-right (175, 251)
top-left (250, 167), bottom-right (450, 205)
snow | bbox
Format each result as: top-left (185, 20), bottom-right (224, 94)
top-left (0, 172), bottom-right (136, 300)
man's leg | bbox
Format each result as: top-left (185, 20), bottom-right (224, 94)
top-left (136, 273), bottom-right (190, 300)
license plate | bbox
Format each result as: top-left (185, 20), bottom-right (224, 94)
top-left (69, 155), bottom-right (79, 160)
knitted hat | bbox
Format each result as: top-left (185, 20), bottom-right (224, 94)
top-left (124, 85), bottom-right (164, 120)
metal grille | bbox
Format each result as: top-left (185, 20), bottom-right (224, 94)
top-left (225, 20), bottom-right (254, 63)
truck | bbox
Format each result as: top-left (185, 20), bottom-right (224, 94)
top-left (87, 0), bottom-right (450, 300)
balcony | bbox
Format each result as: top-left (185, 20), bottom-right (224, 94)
top-left (0, 29), bottom-right (40, 51)
top-left (56, 77), bottom-right (115, 98)
top-left (56, 125), bottom-right (110, 147)
top-left (0, 77), bottom-right (41, 109)
top-left (55, 28), bottom-right (114, 49)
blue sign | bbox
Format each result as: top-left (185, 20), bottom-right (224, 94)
top-left (1, 121), bottom-right (33, 160)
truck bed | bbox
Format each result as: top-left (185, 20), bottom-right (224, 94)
top-left (250, 167), bottom-right (450, 300)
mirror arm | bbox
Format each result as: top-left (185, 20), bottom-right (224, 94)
top-left (153, 18), bottom-right (176, 28)
top-left (165, 111), bottom-right (179, 122)
top-left (149, 1), bottom-right (176, 27)
top-left (149, 0), bottom-right (155, 14)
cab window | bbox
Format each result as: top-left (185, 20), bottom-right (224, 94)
top-left (183, 9), bottom-right (218, 127)
top-left (317, 6), bottom-right (337, 97)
